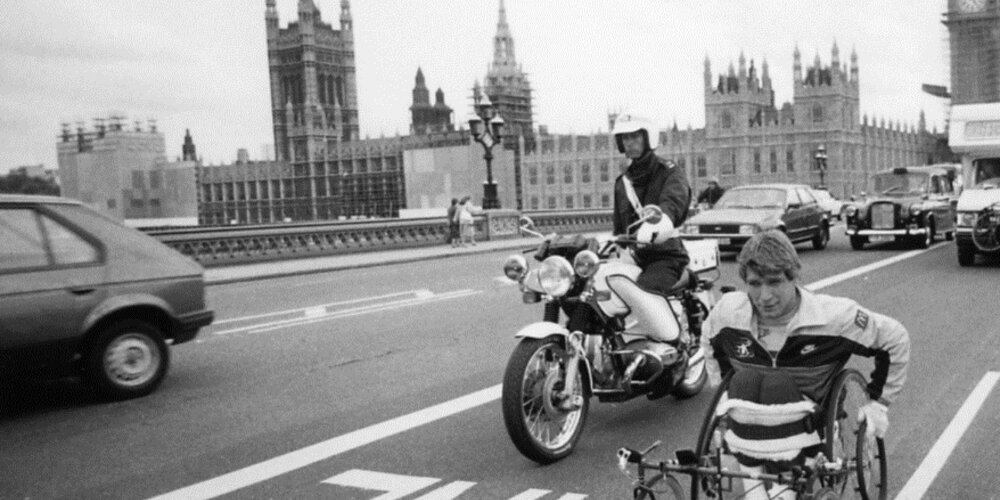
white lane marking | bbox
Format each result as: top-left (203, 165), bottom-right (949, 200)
top-left (895, 371), bottom-right (1000, 500)
top-left (146, 385), bottom-right (502, 500)
top-left (804, 243), bottom-right (945, 292)
top-left (157, 248), bottom-right (937, 498)
top-left (555, 494), bottom-right (588, 500)
top-left (211, 290), bottom-right (428, 325)
top-left (212, 290), bottom-right (479, 336)
top-left (508, 490), bottom-right (551, 500)
top-left (494, 275), bottom-right (518, 285)
top-left (245, 290), bottom-right (481, 334)
top-left (413, 481), bottom-right (477, 499)
top-left (323, 469), bottom-right (439, 500)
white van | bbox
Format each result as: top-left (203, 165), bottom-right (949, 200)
top-left (949, 103), bottom-right (1000, 266)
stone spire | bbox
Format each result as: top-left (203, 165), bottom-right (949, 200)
top-left (340, 0), bottom-right (352, 31)
top-left (492, 0), bottom-right (517, 71)
top-left (793, 44), bottom-right (802, 82)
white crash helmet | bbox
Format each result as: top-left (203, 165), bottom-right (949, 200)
top-left (612, 113), bottom-right (659, 153)
top-left (634, 207), bottom-right (677, 245)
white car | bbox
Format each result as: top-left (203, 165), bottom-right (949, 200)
top-left (811, 188), bottom-right (845, 220)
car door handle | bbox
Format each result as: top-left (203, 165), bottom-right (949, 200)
top-left (68, 287), bottom-right (96, 296)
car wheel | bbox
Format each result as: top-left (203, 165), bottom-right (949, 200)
top-left (850, 235), bottom-right (866, 250)
top-left (958, 242), bottom-right (976, 267)
top-left (812, 223), bottom-right (830, 250)
top-left (84, 319), bottom-right (169, 400)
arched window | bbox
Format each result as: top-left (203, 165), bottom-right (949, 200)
top-left (721, 111), bottom-right (733, 129)
top-left (812, 104), bottom-right (824, 123)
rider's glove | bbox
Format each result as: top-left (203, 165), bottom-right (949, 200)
top-left (705, 359), bottom-right (722, 388)
top-left (857, 400), bottom-right (889, 439)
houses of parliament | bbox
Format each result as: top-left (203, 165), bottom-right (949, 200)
top-left (59, 1), bottom-right (959, 226)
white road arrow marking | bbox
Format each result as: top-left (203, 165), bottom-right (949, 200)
top-left (323, 469), bottom-right (439, 500)
top-left (413, 481), bottom-right (477, 499)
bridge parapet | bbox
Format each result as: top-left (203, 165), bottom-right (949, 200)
top-left (148, 209), bottom-right (612, 267)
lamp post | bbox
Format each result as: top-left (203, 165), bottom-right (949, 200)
top-left (814, 144), bottom-right (828, 188)
top-left (468, 94), bottom-right (504, 210)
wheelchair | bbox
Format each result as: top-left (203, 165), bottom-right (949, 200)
top-left (617, 368), bottom-right (887, 500)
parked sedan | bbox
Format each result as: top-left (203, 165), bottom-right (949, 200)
top-left (811, 188), bottom-right (846, 220)
top-left (678, 184), bottom-right (830, 251)
top-left (844, 165), bottom-right (958, 250)
top-left (0, 195), bottom-right (213, 400)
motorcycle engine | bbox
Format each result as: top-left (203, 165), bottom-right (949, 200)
top-left (622, 339), bottom-right (681, 384)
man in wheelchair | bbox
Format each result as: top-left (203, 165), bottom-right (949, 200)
top-left (701, 230), bottom-right (910, 499)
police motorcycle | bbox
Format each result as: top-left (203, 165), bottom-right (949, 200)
top-left (500, 206), bottom-right (721, 464)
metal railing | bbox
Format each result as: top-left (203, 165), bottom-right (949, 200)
top-left (148, 209), bottom-right (613, 267)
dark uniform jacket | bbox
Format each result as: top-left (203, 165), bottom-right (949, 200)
top-left (612, 150), bottom-right (691, 267)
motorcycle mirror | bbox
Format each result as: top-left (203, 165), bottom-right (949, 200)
top-left (641, 204), bottom-right (664, 224)
top-left (519, 215), bottom-right (535, 230)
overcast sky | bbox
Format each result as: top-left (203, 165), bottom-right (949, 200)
top-left (0, 0), bottom-right (952, 173)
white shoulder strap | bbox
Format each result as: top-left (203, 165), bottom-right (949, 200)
top-left (621, 175), bottom-right (643, 215)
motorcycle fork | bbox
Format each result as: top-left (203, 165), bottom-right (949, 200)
top-left (558, 331), bottom-right (586, 410)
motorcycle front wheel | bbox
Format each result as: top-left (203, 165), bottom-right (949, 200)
top-left (502, 335), bottom-right (589, 464)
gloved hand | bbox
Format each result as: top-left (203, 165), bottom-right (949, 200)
top-left (706, 360), bottom-right (722, 388)
top-left (857, 400), bottom-right (889, 439)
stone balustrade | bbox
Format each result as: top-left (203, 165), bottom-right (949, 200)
top-left (148, 209), bottom-right (613, 267)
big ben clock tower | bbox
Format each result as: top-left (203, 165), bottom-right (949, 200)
top-left (945, 0), bottom-right (1000, 103)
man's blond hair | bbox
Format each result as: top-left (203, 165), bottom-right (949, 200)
top-left (737, 230), bottom-right (801, 281)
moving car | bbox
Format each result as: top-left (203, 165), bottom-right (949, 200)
top-left (0, 195), bottom-right (213, 399)
top-left (949, 103), bottom-right (1000, 266)
top-left (678, 183), bottom-right (830, 251)
top-left (811, 187), bottom-right (846, 220)
top-left (844, 165), bottom-right (958, 250)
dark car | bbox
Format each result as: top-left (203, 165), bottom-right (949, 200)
top-left (0, 195), bottom-right (213, 399)
top-left (678, 183), bottom-right (830, 251)
top-left (844, 165), bottom-right (958, 250)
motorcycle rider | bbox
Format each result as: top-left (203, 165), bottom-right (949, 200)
top-left (701, 230), bottom-right (910, 499)
top-left (696, 177), bottom-right (726, 208)
top-left (611, 113), bottom-right (692, 300)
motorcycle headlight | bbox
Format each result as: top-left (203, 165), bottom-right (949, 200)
top-left (738, 224), bottom-right (758, 235)
top-left (502, 254), bottom-right (528, 281)
top-left (846, 205), bottom-right (858, 218)
top-left (538, 255), bottom-right (574, 297)
top-left (908, 203), bottom-right (922, 218)
top-left (573, 250), bottom-right (600, 278)
top-left (958, 212), bottom-right (977, 227)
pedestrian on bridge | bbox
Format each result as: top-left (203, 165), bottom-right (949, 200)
top-left (447, 197), bottom-right (460, 247)
top-left (457, 195), bottom-right (476, 246)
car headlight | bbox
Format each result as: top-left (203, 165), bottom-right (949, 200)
top-left (681, 224), bottom-right (699, 234)
top-left (538, 255), bottom-right (574, 297)
top-left (908, 203), bottom-right (922, 218)
top-left (958, 212), bottom-right (978, 227)
top-left (502, 254), bottom-right (528, 281)
top-left (738, 224), bottom-right (758, 235)
top-left (572, 250), bottom-right (600, 278)
top-left (846, 205), bottom-right (858, 218)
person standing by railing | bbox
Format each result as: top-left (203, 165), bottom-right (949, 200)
top-left (446, 197), bottom-right (460, 247)
top-left (457, 195), bottom-right (476, 246)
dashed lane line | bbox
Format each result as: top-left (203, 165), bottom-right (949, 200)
top-left (895, 371), bottom-right (1000, 500)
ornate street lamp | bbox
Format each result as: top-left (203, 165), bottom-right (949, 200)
top-left (814, 144), bottom-right (828, 188)
top-left (468, 94), bottom-right (504, 209)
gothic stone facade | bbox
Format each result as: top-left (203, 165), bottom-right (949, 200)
top-left (522, 45), bottom-right (953, 211)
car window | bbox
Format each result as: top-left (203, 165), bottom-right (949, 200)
top-left (786, 189), bottom-right (802, 206)
top-left (0, 208), bottom-right (49, 272)
top-left (39, 213), bottom-right (99, 265)
top-left (715, 188), bottom-right (786, 209)
top-left (798, 189), bottom-right (816, 204)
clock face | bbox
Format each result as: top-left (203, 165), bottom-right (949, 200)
top-left (959, 0), bottom-right (987, 12)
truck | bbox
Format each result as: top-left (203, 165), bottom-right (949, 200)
top-left (948, 102), bottom-right (1000, 266)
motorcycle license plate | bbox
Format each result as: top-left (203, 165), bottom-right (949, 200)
top-left (714, 238), bottom-right (730, 246)
top-left (869, 235), bottom-right (894, 243)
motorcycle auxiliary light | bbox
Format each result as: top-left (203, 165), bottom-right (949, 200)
top-left (573, 250), bottom-right (600, 278)
top-left (502, 254), bottom-right (528, 281)
top-left (539, 255), bottom-right (574, 297)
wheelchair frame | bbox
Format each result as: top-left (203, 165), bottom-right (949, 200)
top-left (618, 368), bottom-right (887, 500)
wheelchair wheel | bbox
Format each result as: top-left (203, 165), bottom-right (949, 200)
top-left (690, 372), bottom-right (733, 500)
top-left (972, 207), bottom-right (1000, 252)
top-left (822, 369), bottom-right (888, 500)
